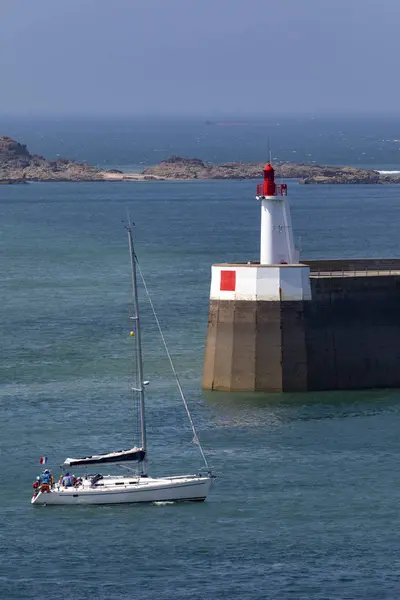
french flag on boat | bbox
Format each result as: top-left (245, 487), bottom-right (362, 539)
top-left (39, 456), bottom-right (48, 465)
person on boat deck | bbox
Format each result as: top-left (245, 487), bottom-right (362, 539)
top-left (62, 472), bottom-right (75, 487)
top-left (40, 469), bottom-right (52, 485)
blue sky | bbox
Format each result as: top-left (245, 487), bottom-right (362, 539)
top-left (1, 0), bottom-right (399, 115)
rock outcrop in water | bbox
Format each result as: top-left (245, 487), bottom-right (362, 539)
top-left (0, 136), bottom-right (161, 182)
top-left (0, 136), bottom-right (109, 182)
top-left (142, 155), bottom-right (400, 184)
top-left (2, 138), bottom-right (400, 184)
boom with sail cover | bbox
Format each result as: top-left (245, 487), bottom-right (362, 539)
top-left (63, 447), bottom-right (145, 468)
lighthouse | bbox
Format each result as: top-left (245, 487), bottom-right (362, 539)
top-left (257, 163), bottom-right (298, 265)
top-left (202, 163), bottom-right (311, 392)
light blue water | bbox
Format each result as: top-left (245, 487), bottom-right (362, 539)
top-left (1, 120), bottom-right (400, 599)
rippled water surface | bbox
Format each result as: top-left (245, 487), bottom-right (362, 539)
top-left (1, 179), bottom-right (400, 599)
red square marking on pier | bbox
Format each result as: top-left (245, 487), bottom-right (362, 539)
top-left (220, 270), bottom-right (236, 291)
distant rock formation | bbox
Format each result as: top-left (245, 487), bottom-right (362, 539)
top-left (142, 156), bottom-right (400, 184)
top-left (142, 156), bottom-right (262, 180)
top-left (299, 166), bottom-right (380, 184)
top-left (2, 138), bottom-right (400, 185)
top-left (0, 136), bottom-right (162, 182)
top-left (0, 136), bottom-right (108, 182)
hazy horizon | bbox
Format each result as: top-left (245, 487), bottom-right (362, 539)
top-left (2, 111), bottom-right (400, 120)
top-left (2, 0), bottom-right (400, 116)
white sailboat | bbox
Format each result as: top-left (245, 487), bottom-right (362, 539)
top-left (31, 223), bottom-right (215, 506)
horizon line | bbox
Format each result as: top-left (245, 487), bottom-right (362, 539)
top-left (1, 111), bottom-right (400, 120)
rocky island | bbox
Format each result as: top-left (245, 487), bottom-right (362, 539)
top-left (0, 136), bottom-right (155, 183)
top-left (1, 136), bottom-right (400, 185)
top-left (142, 156), bottom-right (400, 185)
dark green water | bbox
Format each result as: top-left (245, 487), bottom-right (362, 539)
top-left (1, 180), bottom-right (400, 599)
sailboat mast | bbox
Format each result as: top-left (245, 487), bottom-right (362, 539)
top-left (127, 224), bottom-right (147, 475)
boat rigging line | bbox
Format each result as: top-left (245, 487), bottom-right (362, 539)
top-left (135, 259), bottom-right (211, 472)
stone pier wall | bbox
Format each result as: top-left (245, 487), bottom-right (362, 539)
top-left (202, 300), bottom-right (308, 392)
top-left (305, 273), bottom-right (400, 390)
top-left (202, 259), bottom-right (400, 393)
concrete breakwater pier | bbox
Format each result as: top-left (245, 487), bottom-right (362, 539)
top-left (202, 165), bottom-right (400, 392)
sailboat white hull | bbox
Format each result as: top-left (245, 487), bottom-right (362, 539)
top-left (31, 474), bottom-right (213, 506)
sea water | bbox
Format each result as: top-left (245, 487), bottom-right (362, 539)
top-left (3, 113), bottom-right (400, 169)
top-left (1, 117), bottom-right (400, 599)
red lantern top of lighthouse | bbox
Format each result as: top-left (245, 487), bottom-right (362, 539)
top-left (256, 163), bottom-right (287, 198)
top-left (263, 163), bottom-right (276, 196)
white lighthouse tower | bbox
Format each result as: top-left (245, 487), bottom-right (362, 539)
top-left (256, 162), bottom-right (298, 265)
top-left (202, 162), bottom-right (311, 392)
